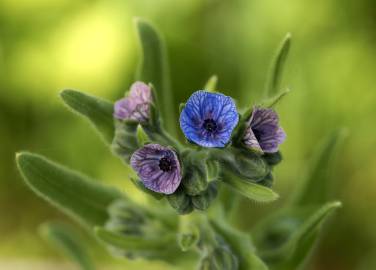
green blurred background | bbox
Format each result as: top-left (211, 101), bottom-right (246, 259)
top-left (1, 0), bottom-right (376, 269)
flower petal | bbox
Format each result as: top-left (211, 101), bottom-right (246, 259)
top-left (130, 144), bottom-right (182, 194)
top-left (180, 91), bottom-right (239, 148)
top-left (243, 125), bottom-right (263, 152)
top-left (113, 82), bottom-right (152, 122)
top-left (243, 107), bottom-right (285, 153)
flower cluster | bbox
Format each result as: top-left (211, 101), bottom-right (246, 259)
top-left (112, 82), bottom-right (286, 213)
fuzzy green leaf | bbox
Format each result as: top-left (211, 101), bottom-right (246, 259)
top-left (16, 152), bottom-right (122, 227)
top-left (39, 222), bottom-right (95, 270)
top-left (204, 75), bottom-right (218, 92)
top-left (135, 18), bottom-right (176, 136)
top-left (290, 129), bottom-right (347, 206)
top-left (210, 219), bottom-right (268, 270)
top-left (95, 227), bottom-right (175, 251)
top-left (136, 124), bottom-right (149, 145)
top-left (222, 173), bottom-right (279, 203)
top-left (265, 33), bottom-right (291, 97)
top-left (60, 89), bottom-right (114, 144)
top-left (254, 201), bottom-right (342, 270)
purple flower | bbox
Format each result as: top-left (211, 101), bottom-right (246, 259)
top-left (243, 107), bottom-right (286, 153)
top-left (114, 81), bottom-right (152, 122)
top-left (130, 144), bottom-right (182, 194)
top-left (180, 91), bottom-right (239, 148)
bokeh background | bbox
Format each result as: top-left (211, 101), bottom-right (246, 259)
top-left (1, 0), bottom-right (376, 269)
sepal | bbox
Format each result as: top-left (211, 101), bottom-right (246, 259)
top-left (167, 187), bottom-right (193, 215)
top-left (210, 147), bottom-right (269, 181)
top-left (181, 151), bottom-right (209, 196)
top-left (191, 181), bottom-right (218, 211)
top-left (111, 120), bottom-right (139, 162)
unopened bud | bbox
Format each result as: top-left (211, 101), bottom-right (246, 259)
top-left (258, 173), bottom-right (274, 188)
top-left (211, 148), bottom-right (269, 181)
top-left (181, 151), bottom-right (208, 195)
top-left (192, 181), bottom-right (218, 211)
top-left (198, 246), bottom-right (238, 270)
top-left (167, 187), bottom-right (193, 215)
top-left (263, 151), bottom-right (282, 166)
top-left (111, 120), bottom-right (139, 162)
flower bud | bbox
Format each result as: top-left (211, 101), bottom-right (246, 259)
top-left (113, 81), bottom-right (152, 123)
top-left (167, 187), bottom-right (193, 215)
top-left (258, 172), bottom-right (274, 188)
top-left (111, 120), bottom-right (139, 162)
top-left (263, 151), bottom-right (282, 166)
top-left (181, 150), bottom-right (209, 196)
top-left (210, 147), bottom-right (269, 181)
top-left (199, 246), bottom-right (238, 270)
top-left (104, 199), bottom-right (179, 259)
top-left (191, 181), bottom-right (218, 211)
top-left (211, 246), bottom-right (239, 270)
top-left (106, 199), bottom-right (145, 236)
top-left (182, 168), bottom-right (208, 196)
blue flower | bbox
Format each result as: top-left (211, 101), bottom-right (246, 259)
top-left (180, 91), bottom-right (239, 148)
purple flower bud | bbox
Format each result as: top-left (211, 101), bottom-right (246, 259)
top-left (114, 82), bottom-right (152, 122)
top-left (130, 144), bottom-right (182, 194)
top-left (243, 107), bottom-right (286, 153)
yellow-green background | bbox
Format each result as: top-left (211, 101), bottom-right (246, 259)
top-left (1, 0), bottom-right (375, 269)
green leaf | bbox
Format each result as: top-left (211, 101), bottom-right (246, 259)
top-left (260, 88), bottom-right (290, 108)
top-left (254, 201), bottom-right (342, 270)
top-left (222, 173), bottom-right (279, 203)
top-left (94, 227), bottom-right (176, 251)
top-left (39, 222), bottom-right (95, 270)
top-left (136, 124), bottom-right (149, 145)
top-left (135, 18), bottom-right (176, 136)
top-left (290, 129), bottom-right (348, 206)
top-left (204, 75), bottom-right (218, 92)
top-left (60, 89), bottom-right (114, 144)
top-left (210, 219), bottom-right (268, 270)
top-left (265, 33), bottom-right (291, 97)
top-left (16, 152), bottom-right (122, 227)
top-left (284, 201), bottom-right (341, 250)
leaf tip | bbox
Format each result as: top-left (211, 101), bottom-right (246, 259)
top-left (133, 17), bottom-right (152, 29)
top-left (15, 151), bottom-right (32, 167)
top-left (59, 89), bottom-right (76, 102)
top-left (330, 200), bottom-right (343, 209)
top-left (15, 152), bottom-right (23, 162)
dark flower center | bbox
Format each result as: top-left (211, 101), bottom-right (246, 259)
top-left (203, 119), bottom-right (218, 132)
top-left (253, 128), bottom-right (263, 141)
top-left (159, 157), bottom-right (173, 172)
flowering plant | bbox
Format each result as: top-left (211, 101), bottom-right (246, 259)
top-left (16, 19), bottom-right (344, 270)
